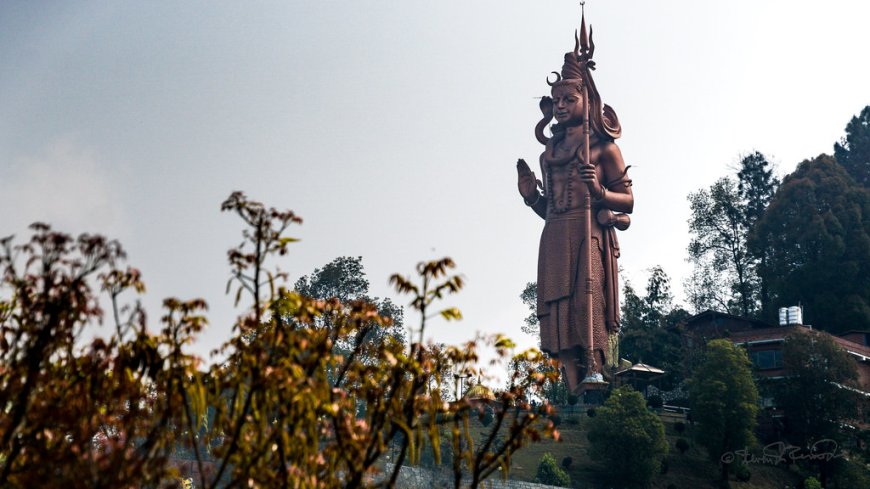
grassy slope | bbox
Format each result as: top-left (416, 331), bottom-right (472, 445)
top-left (474, 409), bottom-right (803, 489)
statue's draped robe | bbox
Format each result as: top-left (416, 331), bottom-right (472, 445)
top-left (536, 142), bottom-right (620, 371)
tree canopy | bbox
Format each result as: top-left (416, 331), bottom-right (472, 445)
top-left (834, 105), bottom-right (870, 187)
top-left (516, 282), bottom-right (566, 403)
top-left (688, 339), bottom-right (759, 483)
top-left (294, 256), bottom-right (371, 302)
top-left (737, 151), bottom-right (780, 319)
top-left (619, 267), bottom-right (688, 388)
top-left (587, 386), bottom-right (667, 488)
top-left (519, 281), bottom-right (538, 337)
top-left (534, 452), bottom-right (571, 487)
top-left (686, 152), bottom-right (779, 318)
top-left (751, 154), bottom-right (870, 333)
top-left (774, 331), bottom-right (859, 447)
top-left (294, 255), bottom-right (406, 363)
top-left (771, 331), bottom-right (861, 486)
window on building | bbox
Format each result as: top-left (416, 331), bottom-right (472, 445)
top-left (750, 349), bottom-right (783, 370)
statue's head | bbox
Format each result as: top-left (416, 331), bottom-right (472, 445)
top-left (548, 52), bottom-right (591, 128)
top-left (551, 79), bottom-right (585, 126)
top-left (545, 10), bottom-right (621, 140)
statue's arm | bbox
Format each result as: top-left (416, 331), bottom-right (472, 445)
top-left (597, 143), bottom-right (633, 214)
top-left (528, 192), bottom-right (547, 219)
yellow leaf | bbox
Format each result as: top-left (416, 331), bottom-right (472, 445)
top-left (439, 307), bottom-right (463, 321)
top-left (495, 335), bottom-right (516, 349)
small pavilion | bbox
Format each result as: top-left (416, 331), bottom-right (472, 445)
top-left (614, 361), bottom-right (665, 396)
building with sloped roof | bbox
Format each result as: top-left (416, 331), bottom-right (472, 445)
top-left (682, 310), bottom-right (870, 393)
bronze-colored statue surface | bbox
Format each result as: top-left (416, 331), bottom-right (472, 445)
top-left (517, 10), bottom-right (633, 393)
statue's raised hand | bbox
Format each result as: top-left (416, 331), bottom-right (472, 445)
top-left (517, 158), bottom-right (541, 201)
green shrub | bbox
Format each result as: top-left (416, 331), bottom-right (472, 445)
top-left (674, 421), bottom-right (686, 434)
top-left (735, 463), bottom-right (751, 482)
top-left (830, 459), bottom-right (870, 489)
top-left (535, 452), bottom-right (571, 487)
top-left (676, 438), bottom-right (690, 454)
top-left (803, 476), bottom-right (822, 489)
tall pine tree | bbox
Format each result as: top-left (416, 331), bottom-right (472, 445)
top-left (834, 105), bottom-right (870, 187)
top-left (738, 152), bottom-right (779, 320)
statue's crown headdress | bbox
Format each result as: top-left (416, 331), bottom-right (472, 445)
top-left (535, 3), bottom-right (621, 141)
top-left (548, 4), bottom-right (596, 86)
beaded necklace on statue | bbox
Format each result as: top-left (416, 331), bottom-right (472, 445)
top-left (544, 132), bottom-right (583, 214)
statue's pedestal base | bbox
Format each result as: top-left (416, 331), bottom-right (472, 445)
top-left (579, 374), bottom-right (609, 405)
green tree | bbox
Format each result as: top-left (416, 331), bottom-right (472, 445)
top-left (772, 332), bottom-right (859, 486)
top-left (517, 282), bottom-right (566, 402)
top-left (506, 353), bottom-right (566, 405)
top-left (294, 256), bottom-right (404, 331)
top-left (688, 339), bottom-right (759, 484)
top-left (645, 267), bottom-right (673, 318)
top-left (751, 155), bottom-right (870, 333)
top-left (687, 178), bottom-right (757, 316)
top-left (520, 281), bottom-right (538, 336)
top-left (737, 152), bottom-right (780, 229)
top-left (737, 152), bottom-right (780, 319)
top-left (620, 267), bottom-right (688, 388)
top-left (620, 277), bottom-right (648, 332)
top-left (684, 257), bottom-right (727, 314)
top-left (294, 256), bottom-right (368, 302)
top-left (294, 255), bottom-right (406, 365)
top-left (834, 105), bottom-right (870, 187)
top-left (686, 152), bottom-right (778, 318)
top-left (776, 332), bottom-right (859, 444)
top-left (534, 452), bottom-right (571, 487)
top-left (587, 386), bottom-right (667, 488)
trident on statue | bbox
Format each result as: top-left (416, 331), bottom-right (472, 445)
top-left (578, 2), bottom-right (602, 386)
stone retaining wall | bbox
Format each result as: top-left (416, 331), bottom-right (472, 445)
top-left (382, 463), bottom-right (566, 489)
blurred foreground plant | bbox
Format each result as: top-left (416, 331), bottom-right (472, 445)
top-left (0, 224), bottom-right (205, 487)
top-left (0, 192), bottom-right (559, 488)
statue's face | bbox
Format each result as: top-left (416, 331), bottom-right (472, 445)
top-left (551, 84), bottom-right (584, 125)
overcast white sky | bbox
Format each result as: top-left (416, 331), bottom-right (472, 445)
top-left (2, 1), bottom-right (868, 361)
